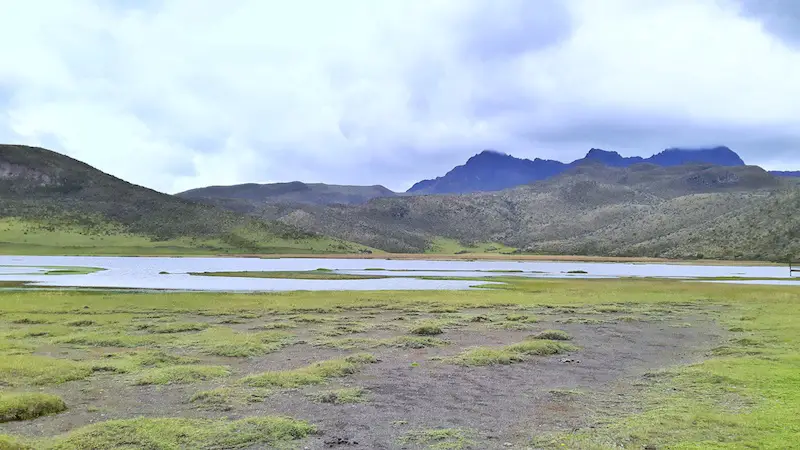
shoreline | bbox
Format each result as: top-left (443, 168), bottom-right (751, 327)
top-left (0, 251), bottom-right (784, 267)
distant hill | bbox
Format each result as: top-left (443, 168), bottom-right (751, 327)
top-left (178, 181), bottom-right (397, 206)
top-left (239, 164), bottom-right (797, 260)
top-left (407, 146), bottom-right (748, 195)
top-left (0, 145), bottom-right (370, 255)
top-left (771, 171), bottom-right (800, 178)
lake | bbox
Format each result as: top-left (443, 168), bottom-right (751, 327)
top-left (1, 255), bottom-right (798, 291)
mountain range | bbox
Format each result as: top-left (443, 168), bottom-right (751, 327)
top-left (181, 146), bottom-right (792, 203)
top-left (3, 143), bottom-right (800, 261)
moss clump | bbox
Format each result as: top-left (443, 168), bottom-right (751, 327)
top-left (0, 355), bottom-right (92, 386)
top-left (409, 322), bottom-right (444, 336)
top-left (529, 329), bottom-right (572, 341)
top-left (133, 365), bottom-right (231, 385)
top-left (0, 393), bottom-right (67, 422)
top-left (241, 354), bottom-right (376, 388)
top-left (449, 341), bottom-right (576, 366)
top-left (39, 416), bottom-right (315, 449)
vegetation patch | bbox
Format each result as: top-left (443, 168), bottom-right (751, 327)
top-left (315, 336), bottom-right (447, 350)
top-left (0, 355), bottom-right (92, 386)
top-left (399, 427), bottom-right (476, 449)
top-left (0, 393), bottom-right (67, 423)
top-left (133, 365), bottom-right (231, 385)
top-left (306, 387), bottom-right (369, 405)
top-left (529, 329), bottom-right (572, 341)
top-left (141, 322), bottom-right (210, 334)
top-left (448, 341), bottom-right (576, 366)
top-left (409, 322), bottom-right (444, 336)
top-left (178, 328), bottom-right (291, 357)
top-left (24, 416), bottom-right (316, 449)
top-left (240, 353), bottom-right (377, 388)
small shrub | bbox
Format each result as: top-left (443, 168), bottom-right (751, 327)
top-left (0, 392), bottom-right (67, 422)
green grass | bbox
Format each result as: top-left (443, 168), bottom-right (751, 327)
top-left (28, 416), bottom-right (314, 449)
top-left (0, 393), bottom-right (67, 422)
top-left (0, 355), bottom-right (92, 386)
top-left (306, 387), bottom-right (369, 404)
top-left (240, 353), bottom-right (376, 388)
top-left (1, 279), bottom-right (800, 448)
top-left (178, 328), bottom-right (291, 357)
top-left (425, 237), bottom-right (516, 254)
top-left (190, 270), bottom-right (390, 280)
top-left (133, 365), bottom-right (231, 385)
top-left (190, 386), bottom-right (273, 409)
top-left (448, 340), bottom-right (577, 366)
top-left (0, 217), bottom-right (371, 256)
top-left (409, 322), bottom-right (444, 336)
top-left (529, 329), bottom-right (572, 341)
top-left (139, 321), bottom-right (210, 334)
top-left (315, 336), bottom-right (447, 350)
top-left (399, 428), bottom-right (476, 449)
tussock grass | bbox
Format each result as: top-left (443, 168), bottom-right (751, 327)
top-left (190, 386), bottom-right (272, 410)
top-left (449, 341), bottom-right (576, 366)
top-left (0, 393), bottom-right (67, 422)
top-left (133, 365), bottom-right (231, 385)
top-left (142, 322), bottom-right (210, 334)
top-left (0, 355), bottom-right (92, 386)
top-left (399, 427), bottom-right (476, 449)
top-left (54, 332), bottom-right (156, 348)
top-left (307, 387), bottom-right (368, 404)
top-left (178, 328), bottom-right (291, 357)
top-left (315, 336), bottom-right (447, 350)
top-left (529, 330), bottom-right (572, 341)
top-left (409, 322), bottom-right (444, 336)
top-left (241, 353), bottom-right (376, 388)
top-left (31, 416), bottom-right (315, 449)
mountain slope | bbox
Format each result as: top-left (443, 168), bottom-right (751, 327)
top-left (0, 145), bottom-right (370, 255)
top-left (239, 164), bottom-right (797, 260)
top-left (178, 181), bottom-right (397, 205)
top-left (407, 146), bottom-right (748, 195)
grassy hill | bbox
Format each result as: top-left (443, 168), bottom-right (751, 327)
top-left (231, 164), bottom-right (799, 261)
top-left (0, 145), bottom-right (372, 255)
top-left (177, 181), bottom-right (397, 205)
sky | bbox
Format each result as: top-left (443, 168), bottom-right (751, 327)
top-left (2, 0), bottom-right (800, 194)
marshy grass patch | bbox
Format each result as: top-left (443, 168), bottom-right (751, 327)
top-left (189, 386), bottom-right (272, 410)
top-left (409, 322), bottom-right (444, 336)
top-left (0, 392), bottom-right (67, 422)
top-left (30, 416), bottom-right (315, 449)
top-left (143, 322), bottom-right (210, 334)
top-left (178, 328), bottom-right (292, 357)
top-left (240, 353), bottom-right (377, 388)
top-left (133, 365), bottom-right (231, 385)
top-left (0, 355), bottom-right (92, 386)
top-left (54, 331), bottom-right (157, 348)
top-left (448, 340), bottom-right (577, 366)
top-left (399, 427), bottom-right (476, 449)
top-left (316, 336), bottom-right (447, 350)
top-left (529, 329), bottom-right (572, 341)
top-left (306, 387), bottom-right (368, 405)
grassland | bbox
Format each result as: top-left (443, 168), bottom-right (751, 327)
top-left (0, 218), bottom-right (373, 256)
top-left (0, 279), bottom-right (798, 448)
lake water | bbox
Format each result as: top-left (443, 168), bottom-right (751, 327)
top-left (1, 255), bottom-right (798, 291)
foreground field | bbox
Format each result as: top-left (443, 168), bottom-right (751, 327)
top-left (0, 279), bottom-right (798, 449)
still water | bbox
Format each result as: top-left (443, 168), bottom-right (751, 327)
top-left (1, 256), bottom-right (798, 291)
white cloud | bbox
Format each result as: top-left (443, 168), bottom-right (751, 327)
top-left (1, 0), bottom-right (799, 193)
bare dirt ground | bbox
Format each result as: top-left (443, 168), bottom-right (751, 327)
top-left (2, 303), bottom-right (725, 449)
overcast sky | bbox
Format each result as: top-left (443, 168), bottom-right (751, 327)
top-left (2, 0), bottom-right (800, 193)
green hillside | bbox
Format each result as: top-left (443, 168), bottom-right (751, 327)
top-left (0, 145), bottom-right (372, 255)
top-left (232, 164), bottom-right (799, 261)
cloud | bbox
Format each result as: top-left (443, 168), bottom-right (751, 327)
top-left (1, 0), bottom-right (799, 194)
